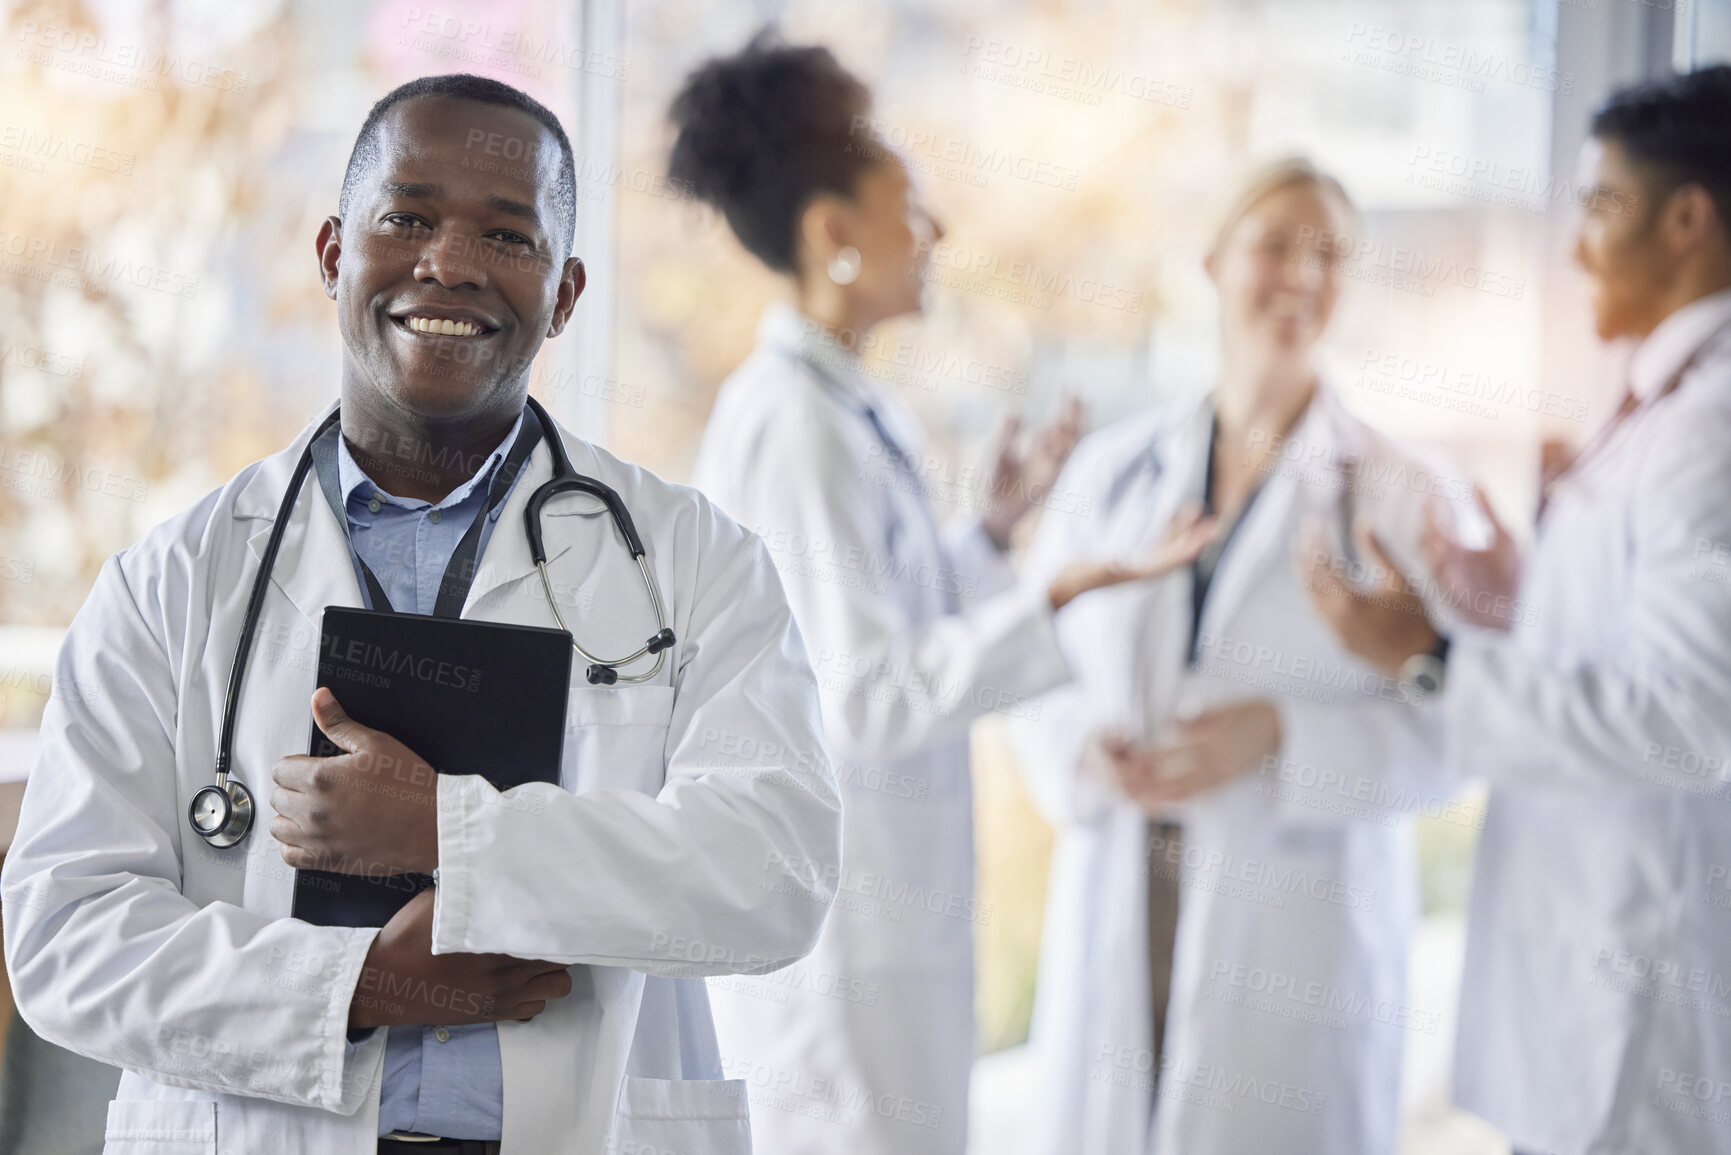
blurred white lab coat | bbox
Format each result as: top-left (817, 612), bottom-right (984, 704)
top-left (1447, 289), bottom-right (1731, 1154)
top-left (0, 404), bottom-right (841, 1155)
top-left (1016, 386), bottom-right (1450, 1155)
top-left (692, 304), bottom-right (1072, 1155)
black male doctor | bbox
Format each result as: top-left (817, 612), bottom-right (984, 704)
top-left (1, 74), bottom-right (840, 1155)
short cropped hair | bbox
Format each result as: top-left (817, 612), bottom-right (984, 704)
top-left (339, 73), bottom-right (577, 256)
top-left (1591, 65), bottom-right (1731, 231)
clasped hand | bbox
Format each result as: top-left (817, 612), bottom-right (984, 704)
top-left (270, 687), bottom-right (440, 877)
top-left (1085, 701), bottom-right (1282, 811)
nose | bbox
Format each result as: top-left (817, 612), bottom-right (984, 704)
top-left (1287, 246), bottom-right (1327, 292)
top-left (414, 228), bottom-right (486, 291)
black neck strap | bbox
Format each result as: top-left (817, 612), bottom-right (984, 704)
top-left (308, 407), bottom-right (544, 617)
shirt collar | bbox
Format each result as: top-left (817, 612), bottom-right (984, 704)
top-left (1628, 287), bottom-right (1731, 402)
top-left (757, 302), bottom-right (875, 407)
top-left (335, 409), bottom-right (526, 512)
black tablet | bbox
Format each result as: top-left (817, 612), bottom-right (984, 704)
top-left (291, 606), bottom-right (573, 928)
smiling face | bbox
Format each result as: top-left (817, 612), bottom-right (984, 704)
top-left (1207, 181), bottom-right (1351, 363)
top-left (317, 95), bottom-right (583, 427)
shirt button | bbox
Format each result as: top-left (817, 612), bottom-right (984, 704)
top-left (434, 1027), bottom-right (451, 1044)
top-left (428, 510), bottom-right (442, 525)
top-left (367, 497), bottom-right (382, 513)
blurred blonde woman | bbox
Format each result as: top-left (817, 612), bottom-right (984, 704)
top-left (1017, 159), bottom-right (1459, 1154)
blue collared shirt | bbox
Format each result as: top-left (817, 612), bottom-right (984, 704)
top-left (334, 411), bottom-right (525, 1140)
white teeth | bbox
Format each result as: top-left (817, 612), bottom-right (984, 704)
top-left (404, 316), bottom-right (483, 337)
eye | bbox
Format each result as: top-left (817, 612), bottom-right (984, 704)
top-left (383, 213), bottom-right (428, 231)
top-left (487, 230), bottom-right (533, 247)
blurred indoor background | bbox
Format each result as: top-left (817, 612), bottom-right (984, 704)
top-left (0, 0), bottom-right (1725, 1151)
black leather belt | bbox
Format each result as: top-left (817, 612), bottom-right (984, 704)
top-left (377, 1138), bottom-right (500, 1155)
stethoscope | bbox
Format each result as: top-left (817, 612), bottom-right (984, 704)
top-left (188, 396), bottom-right (676, 849)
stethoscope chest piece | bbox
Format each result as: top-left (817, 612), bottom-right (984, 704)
top-left (189, 779), bottom-right (254, 849)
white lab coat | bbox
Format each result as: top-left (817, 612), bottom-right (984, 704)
top-left (1015, 386), bottom-right (1451, 1155)
top-left (0, 401), bottom-right (843, 1155)
top-left (691, 305), bottom-right (1071, 1155)
top-left (1446, 290), bottom-right (1731, 1155)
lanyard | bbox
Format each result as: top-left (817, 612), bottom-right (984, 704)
top-left (789, 349), bottom-right (958, 611)
top-left (793, 352), bottom-right (925, 481)
top-left (308, 408), bottom-right (543, 617)
top-left (1546, 315), bottom-right (1731, 505)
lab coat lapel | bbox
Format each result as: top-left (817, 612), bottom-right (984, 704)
top-left (1191, 396), bottom-right (1329, 640)
top-left (460, 436), bottom-right (596, 627)
top-left (233, 402), bottom-right (365, 627)
top-left (1125, 401), bottom-right (1210, 735)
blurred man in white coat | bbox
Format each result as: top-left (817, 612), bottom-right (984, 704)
top-left (1311, 66), bottom-right (1731, 1155)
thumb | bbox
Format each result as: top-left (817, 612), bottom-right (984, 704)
top-left (1474, 486), bottom-right (1511, 541)
top-left (993, 413), bottom-right (1023, 461)
top-left (1353, 519), bottom-right (1412, 595)
top-left (311, 687), bottom-right (371, 754)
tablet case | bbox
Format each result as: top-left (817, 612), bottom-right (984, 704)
top-left (291, 606), bottom-right (573, 928)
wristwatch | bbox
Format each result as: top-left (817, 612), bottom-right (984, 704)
top-left (1398, 633), bottom-right (1451, 697)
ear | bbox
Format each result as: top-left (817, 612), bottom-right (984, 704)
top-left (315, 216), bottom-right (342, 300)
top-left (546, 257), bottom-right (586, 339)
top-left (796, 195), bottom-right (849, 280)
top-left (1664, 183), bottom-right (1723, 253)
top-left (1202, 247), bottom-right (1220, 285)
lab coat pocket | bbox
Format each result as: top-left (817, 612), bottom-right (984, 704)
top-left (613, 1075), bottom-right (752, 1155)
top-left (102, 1099), bottom-right (216, 1155)
top-left (563, 683), bottom-right (677, 795)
